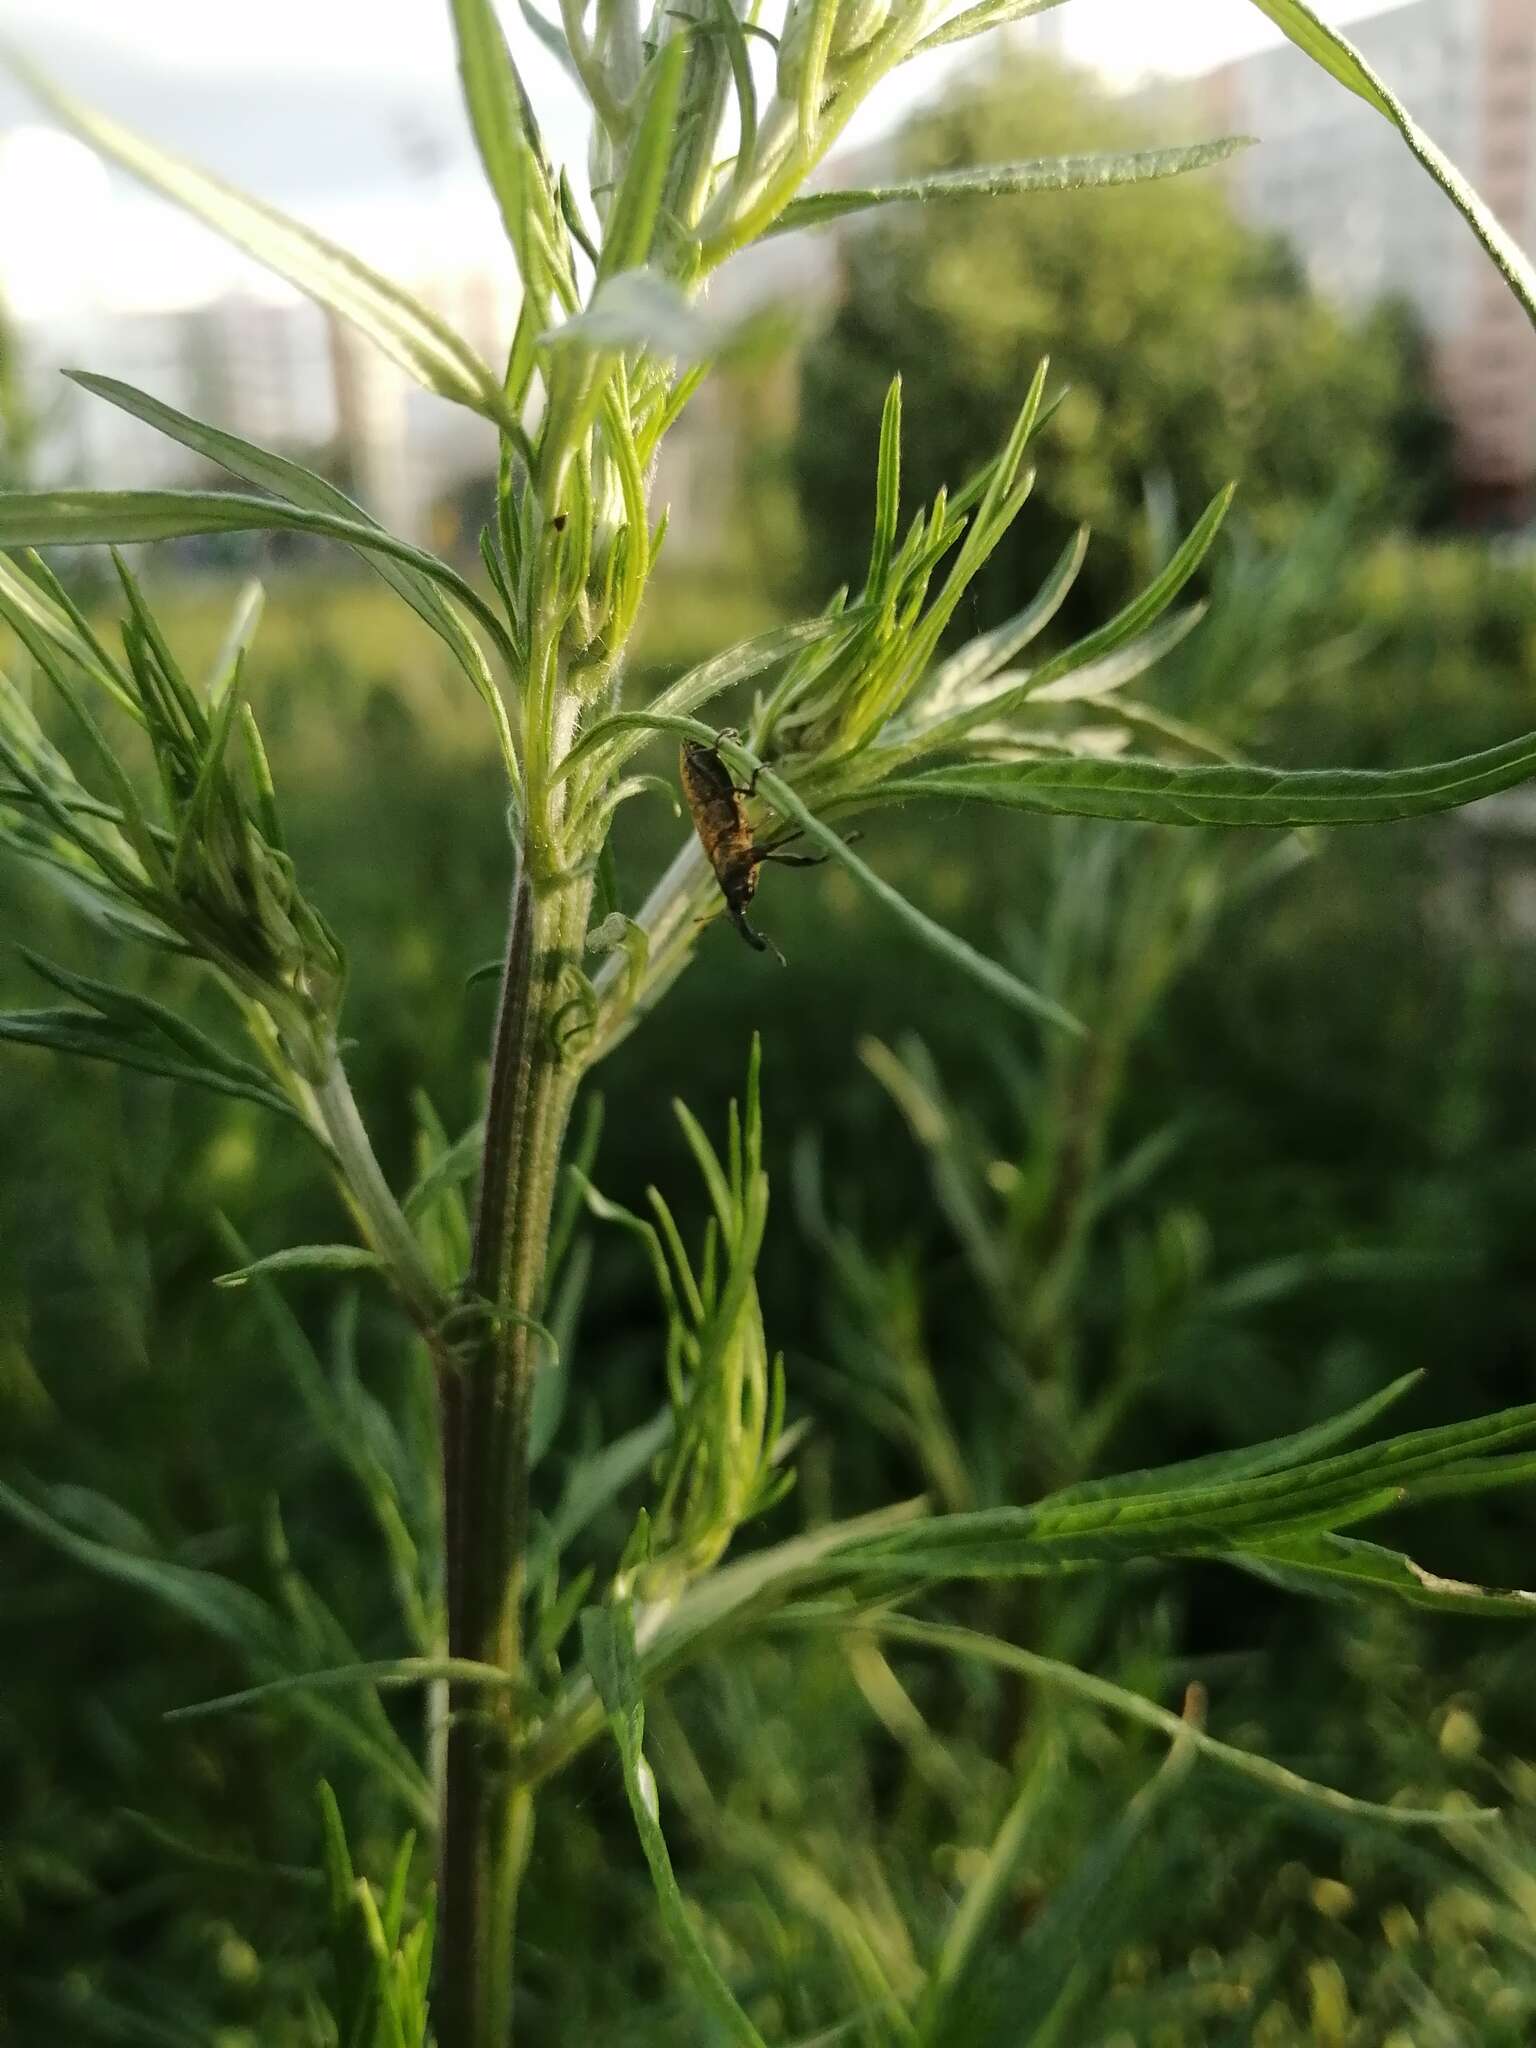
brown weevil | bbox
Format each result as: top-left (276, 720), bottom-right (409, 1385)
top-left (679, 735), bottom-right (826, 963)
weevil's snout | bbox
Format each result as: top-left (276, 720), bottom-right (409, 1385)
top-left (732, 910), bottom-right (786, 967)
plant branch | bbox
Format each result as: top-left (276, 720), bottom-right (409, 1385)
top-left (313, 1050), bottom-right (445, 1330)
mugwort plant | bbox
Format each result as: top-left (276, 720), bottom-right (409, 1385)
top-left (5, 1), bottom-right (1536, 2042)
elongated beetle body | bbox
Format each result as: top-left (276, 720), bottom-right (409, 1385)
top-left (679, 737), bottom-right (826, 961)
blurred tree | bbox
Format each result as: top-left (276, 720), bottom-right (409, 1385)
top-left (791, 56), bottom-right (1455, 623)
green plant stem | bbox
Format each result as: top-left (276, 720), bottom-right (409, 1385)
top-left (438, 861), bottom-right (592, 2048)
top-left (313, 1051), bottom-right (444, 1329)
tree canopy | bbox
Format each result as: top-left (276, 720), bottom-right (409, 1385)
top-left (792, 55), bottom-right (1453, 624)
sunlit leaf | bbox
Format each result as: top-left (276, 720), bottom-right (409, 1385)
top-left (597, 38), bottom-right (689, 280)
top-left (1245, 0), bottom-right (1536, 335)
top-left (10, 52), bottom-right (513, 424)
top-left (0, 489), bottom-right (517, 675)
top-left (914, 0), bottom-right (1067, 55)
top-left (826, 1401), bottom-right (1536, 1580)
top-left (879, 726), bottom-right (1536, 827)
top-left (772, 139), bottom-right (1254, 234)
top-left (450, 0), bottom-right (544, 256)
top-left (65, 375), bottom-right (514, 765)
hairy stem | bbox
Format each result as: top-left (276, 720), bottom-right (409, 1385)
top-left (437, 862), bottom-right (593, 2048)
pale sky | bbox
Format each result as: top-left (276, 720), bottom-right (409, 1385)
top-left (0, 0), bottom-right (1411, 319)
top-left (0, 0), bottom-right (1399, 83)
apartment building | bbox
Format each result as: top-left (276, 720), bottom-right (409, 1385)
top-left (1199, 0), bottom-right (1536, 518)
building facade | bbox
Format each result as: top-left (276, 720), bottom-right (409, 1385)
top-left (1199, 0), bottom-right (1536, 519)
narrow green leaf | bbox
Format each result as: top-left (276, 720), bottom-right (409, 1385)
top-left (919, 485), bottom-right (1233, 749)
top-left (827, 1402), bottom-right (1536, 1580)
top-left (771, 140), bottom-right (1254, 234)
top-left (403, 1115), bottom-right (486, 1221)
top-left (866, 376), bottom-right (902, 599)
top-left (866, 1616), bottom-right (1495, 1827)
top-left (1046, 1372), bottom-right (1424, 1508)
top-left (0, 1004), bottom-right (308, 1123)
top-left (215, 1245), bottom-right (389, 1289)
top-left (1246, 0), bottom-right (1536, 335)
top-left (711, 0), bottom-right (758, 196)
top-left (20, 951), bottom-right (264, 1081)
top-left (581, 1603), bottom-right (770, 2048)
top-left (1237, 1531), bottom-right (1536, 1619)
top-left (795, 0), bottom-right (842, 145)
top-left (598, 37), bottom-right (690, 279)
top-left (1026, 603), bottom-right (1206, 706)
top-left (0, 616), bottom-right (162, 873)
top-left (558, 165), bottom-right (602, 263)
top-left (0, 550), bottom-right (134, 712)
top-left (916, 526), bottom-right (1089, 718)
top-left (66, 374), bottom-right (511, 748)
top-left (1244, 0), bottom-right (1393, 114)
top-left (10, 54), bottom-right (512, 423)
top-left (0, 1475), bottom-right (283, 1654)
top-left (450, 0), bottom-right (544, 259)
top-left (166, 1656), bottom-right (518, 1722)
top-left (205, 578), bottom-right (266, 703)
top-left (533, 1408), bottom-right (675, 1574)
top-left (914, 0), bottom-right (1068, 56)
top-left (556, 617), bottom-right (843, 790)
top-left (880, 725), bottom-right (1536, 828)
top-left (581, 1604), bottom-right (642, 1733)
top-left (0, 489), bottom-right (517, 677)
top-left (316, 1782), bottom-right (356, 1920)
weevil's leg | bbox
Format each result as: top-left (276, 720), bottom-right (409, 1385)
top-left (750, 827), bottom-right (863, 870)
top-left (748, 830), bottom-right (808, 868)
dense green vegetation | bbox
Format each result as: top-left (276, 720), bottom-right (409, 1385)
top-left (5, 517), bottom-right (1536, 2044)
top-left (8, 14), bottom-right (1536, 2044)
top-left (792, 59), bottom-right (1455, 628)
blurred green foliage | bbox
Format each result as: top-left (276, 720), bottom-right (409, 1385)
top-left (792, 56), bottom-right (1455, 630)
top-left (4, 518), bottom-right (1536, 2042)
